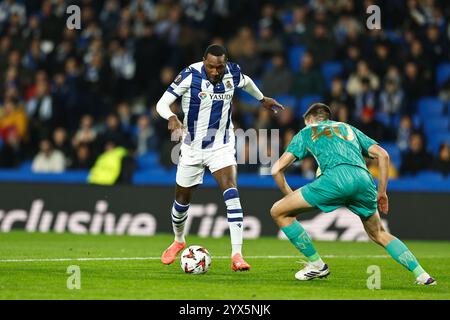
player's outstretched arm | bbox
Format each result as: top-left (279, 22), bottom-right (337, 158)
top-left (156, 92), bottom-right (184, 142)
top-left (368, 144), bottom-right (390, 215)
top-left (271, 152), bottom-right (297, 196)
top-left (241, 74), bottom-right (284, 114)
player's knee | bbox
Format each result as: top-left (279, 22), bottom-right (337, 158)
top-left (270, 202), bottom-right (282, 220)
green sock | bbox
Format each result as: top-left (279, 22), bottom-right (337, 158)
top-left (281, 220), bottom-right (321, 262)
top-left (385, 238), bottom-right (425, 277)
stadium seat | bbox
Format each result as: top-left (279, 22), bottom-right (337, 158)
top-left (374, 113), bottom-right (391, 127)
top-left (417, 97), bottom-right (445, 118)
top-left (136, 152), bottom-right (159, 169)
top-left (428, 132), bottom-right (450, 154)
top-left (380, 142), bottom-right (401, 169)
top-left (415, 171), bottom-right (445, 182)
top-left (19, 161), bottom-right (33, 172)
top-left (288, 46), bottom-right (306, 72)
top-left (296, 95), bottom-right (323, 118)
top-left (238, 90), bottom-right (260, 107)
top-left (436, 63), bottom-right (450, 88)
top-left (423, 117), bottom-right (449, 136)
top-left (273, 95), bottom-right (296, 108)
top-left (321, 61), bottom-right (343, 90)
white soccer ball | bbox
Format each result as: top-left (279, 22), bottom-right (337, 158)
top-left (180, 245), bottom-right (212, 274)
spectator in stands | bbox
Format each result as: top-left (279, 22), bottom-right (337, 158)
top-left (370, 41), bottom-right (393, 79)
top-left (52, 127), bottom-right (72, 165)
top-left (73, 114), bottom-right (97, 148)
top-left (284, 5), bottom-right (308, 46)
top-left (70, 143), bottom-right (94, 170)
top-left (110, 40), bottom-right (136, 101)
top-left (325, 77), bottom-right (353, 113)
top-left (134, 114), bottom-right (158, 156)
top-left (88, 140), bottom-right (128, 185)
top-left (26, 78), bottom-right (62, 152)
top-left (438, 78), bottom-right (450, 102)
top-left (306, 23), bottom-right (336, 65)
top-left (116, 101), bottom-right (133, 134)
top-left (148, 66), bottom-right (176, 105)
top-left (234, 36), bottom-right (263, 79)
top-left (379, 77), bottom-right (406, 119)
top-left (256, 25), bottom-right (284, 60)
top-left (400, 132), bottom-right (434, 176)
top-left (258, 3), bottom-right (283, 36)
top-left (403, 61), bottom-right (429, 103)
top-left (291, 51), bottom-right (325, 98)
top-left (354, 107), bottom-right (388, 142)
top-left (433, 143), bottom-right (450, 176)
top-left (354, 77), bottom-right (377, 119)
top-left (32, 138), bottom-right (66, 173)
top-left (0, 97), bottom-right (27, 143)
top-left (97, 113), bottom-right (131, 151)
top-left (261, 53), bottom-right (293, 97)
top-left (367, 157), bottom-right (399, 179)
top-left (423, 25), bottom-right (448, 65)
top-left (407, 39), bottom-right (433, 84)
top-left (334, 103), bottom-right (355, 126)
top-left (341, 45), bottom-right (361, 77)
top-left (100, 0), bottom-right (121, 35)
top-left (346, 60), bottom-right (379, 96)
top-left (397, 115), bottom-right (414, 152)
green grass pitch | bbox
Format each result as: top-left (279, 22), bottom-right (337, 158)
top-left (0, 232), bottom-right (449, 299)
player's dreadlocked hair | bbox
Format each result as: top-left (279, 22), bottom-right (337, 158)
top-left (303, 103), bottom-right (332, 122)
top-left (203, 44), bottom-right (228, 60)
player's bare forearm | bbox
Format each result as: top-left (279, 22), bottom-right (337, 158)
top-left (368, 144), bottom-right (390, 214)
top-left (273, 172), bottom-right (293, 196)
top-left (271, 152), bottom-right (296, 196)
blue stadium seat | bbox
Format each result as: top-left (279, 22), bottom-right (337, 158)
top-left (380, 142), bottom-right (401, 169)
top-left (423, 117), bottom-right (449, 136)
top-left (321, 61), bottom-right (343, 90)
top-left (273, 95), bottom-right (296, 108)
top-left (288, 46), bottom-right (306, 72)
top-left (417, 97), bottom-right (445, 117)
top-left (415, 171), bottom-right (445, 181)
top-left (296, 95), bottom-right (323, 118)
top-left (19, 161), bottom-right (33, 171)
top-left (428, 133), bottom-right (450, 154)
top-left (436, 63), bottom-right (450, 88)
top-left (374, 113), bottom-right (391, 127)
top-left (238, 91), bottom-right (260, 107)
top-left (136, 152), bottom-right (159, 169)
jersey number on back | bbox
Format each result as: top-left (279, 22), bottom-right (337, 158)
top-left (311, 124), bottom-right (355, 142)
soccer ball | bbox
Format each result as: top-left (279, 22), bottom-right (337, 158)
top-left (180, 245), bottom-right (212, 274)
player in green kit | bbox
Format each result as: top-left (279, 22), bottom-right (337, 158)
top-left (270, 103), bottom-right (436, 285)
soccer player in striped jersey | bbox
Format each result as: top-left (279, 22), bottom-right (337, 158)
top-left (156, 44), bottom-right (284, 271)
top-left (270, 103), bottom-right (436, 285)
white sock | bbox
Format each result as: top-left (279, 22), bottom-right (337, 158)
top-left (223, 188), bottom-right (243, 257)
top-left (416, 272), bottom-right (431, 282)
top-left (311, 258), bottom-right (325, 269)
top-left (171, 200), bottom-right (189, 243)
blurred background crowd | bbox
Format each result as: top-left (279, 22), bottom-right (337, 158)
top-left (0, 0), bottom-right (449, 184)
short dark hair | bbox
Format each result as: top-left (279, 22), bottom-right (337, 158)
top-left (303, 103), bottom-right (332, 121)
top-left (203, 44), bottom-right (228, 60)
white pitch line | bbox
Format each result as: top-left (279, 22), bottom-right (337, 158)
top-left (0, 255), bottom-right (395, 263)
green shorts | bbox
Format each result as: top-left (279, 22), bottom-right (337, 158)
top-left (301, 164), bottom-right (377, 219)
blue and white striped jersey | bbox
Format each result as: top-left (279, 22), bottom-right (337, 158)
top-left (165, 61), bottom-right (246, 150)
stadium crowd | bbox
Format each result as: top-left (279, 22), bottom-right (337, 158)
top-left (0, 0), bottom-right (449, 183)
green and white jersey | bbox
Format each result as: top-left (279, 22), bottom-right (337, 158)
top-left (286, 120), bottom-right (378, 175)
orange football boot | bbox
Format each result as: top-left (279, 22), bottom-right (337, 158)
top-left (231, 253), bottom-right (251, 271)
top-left (161, 241), bottom-right (186, 265)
